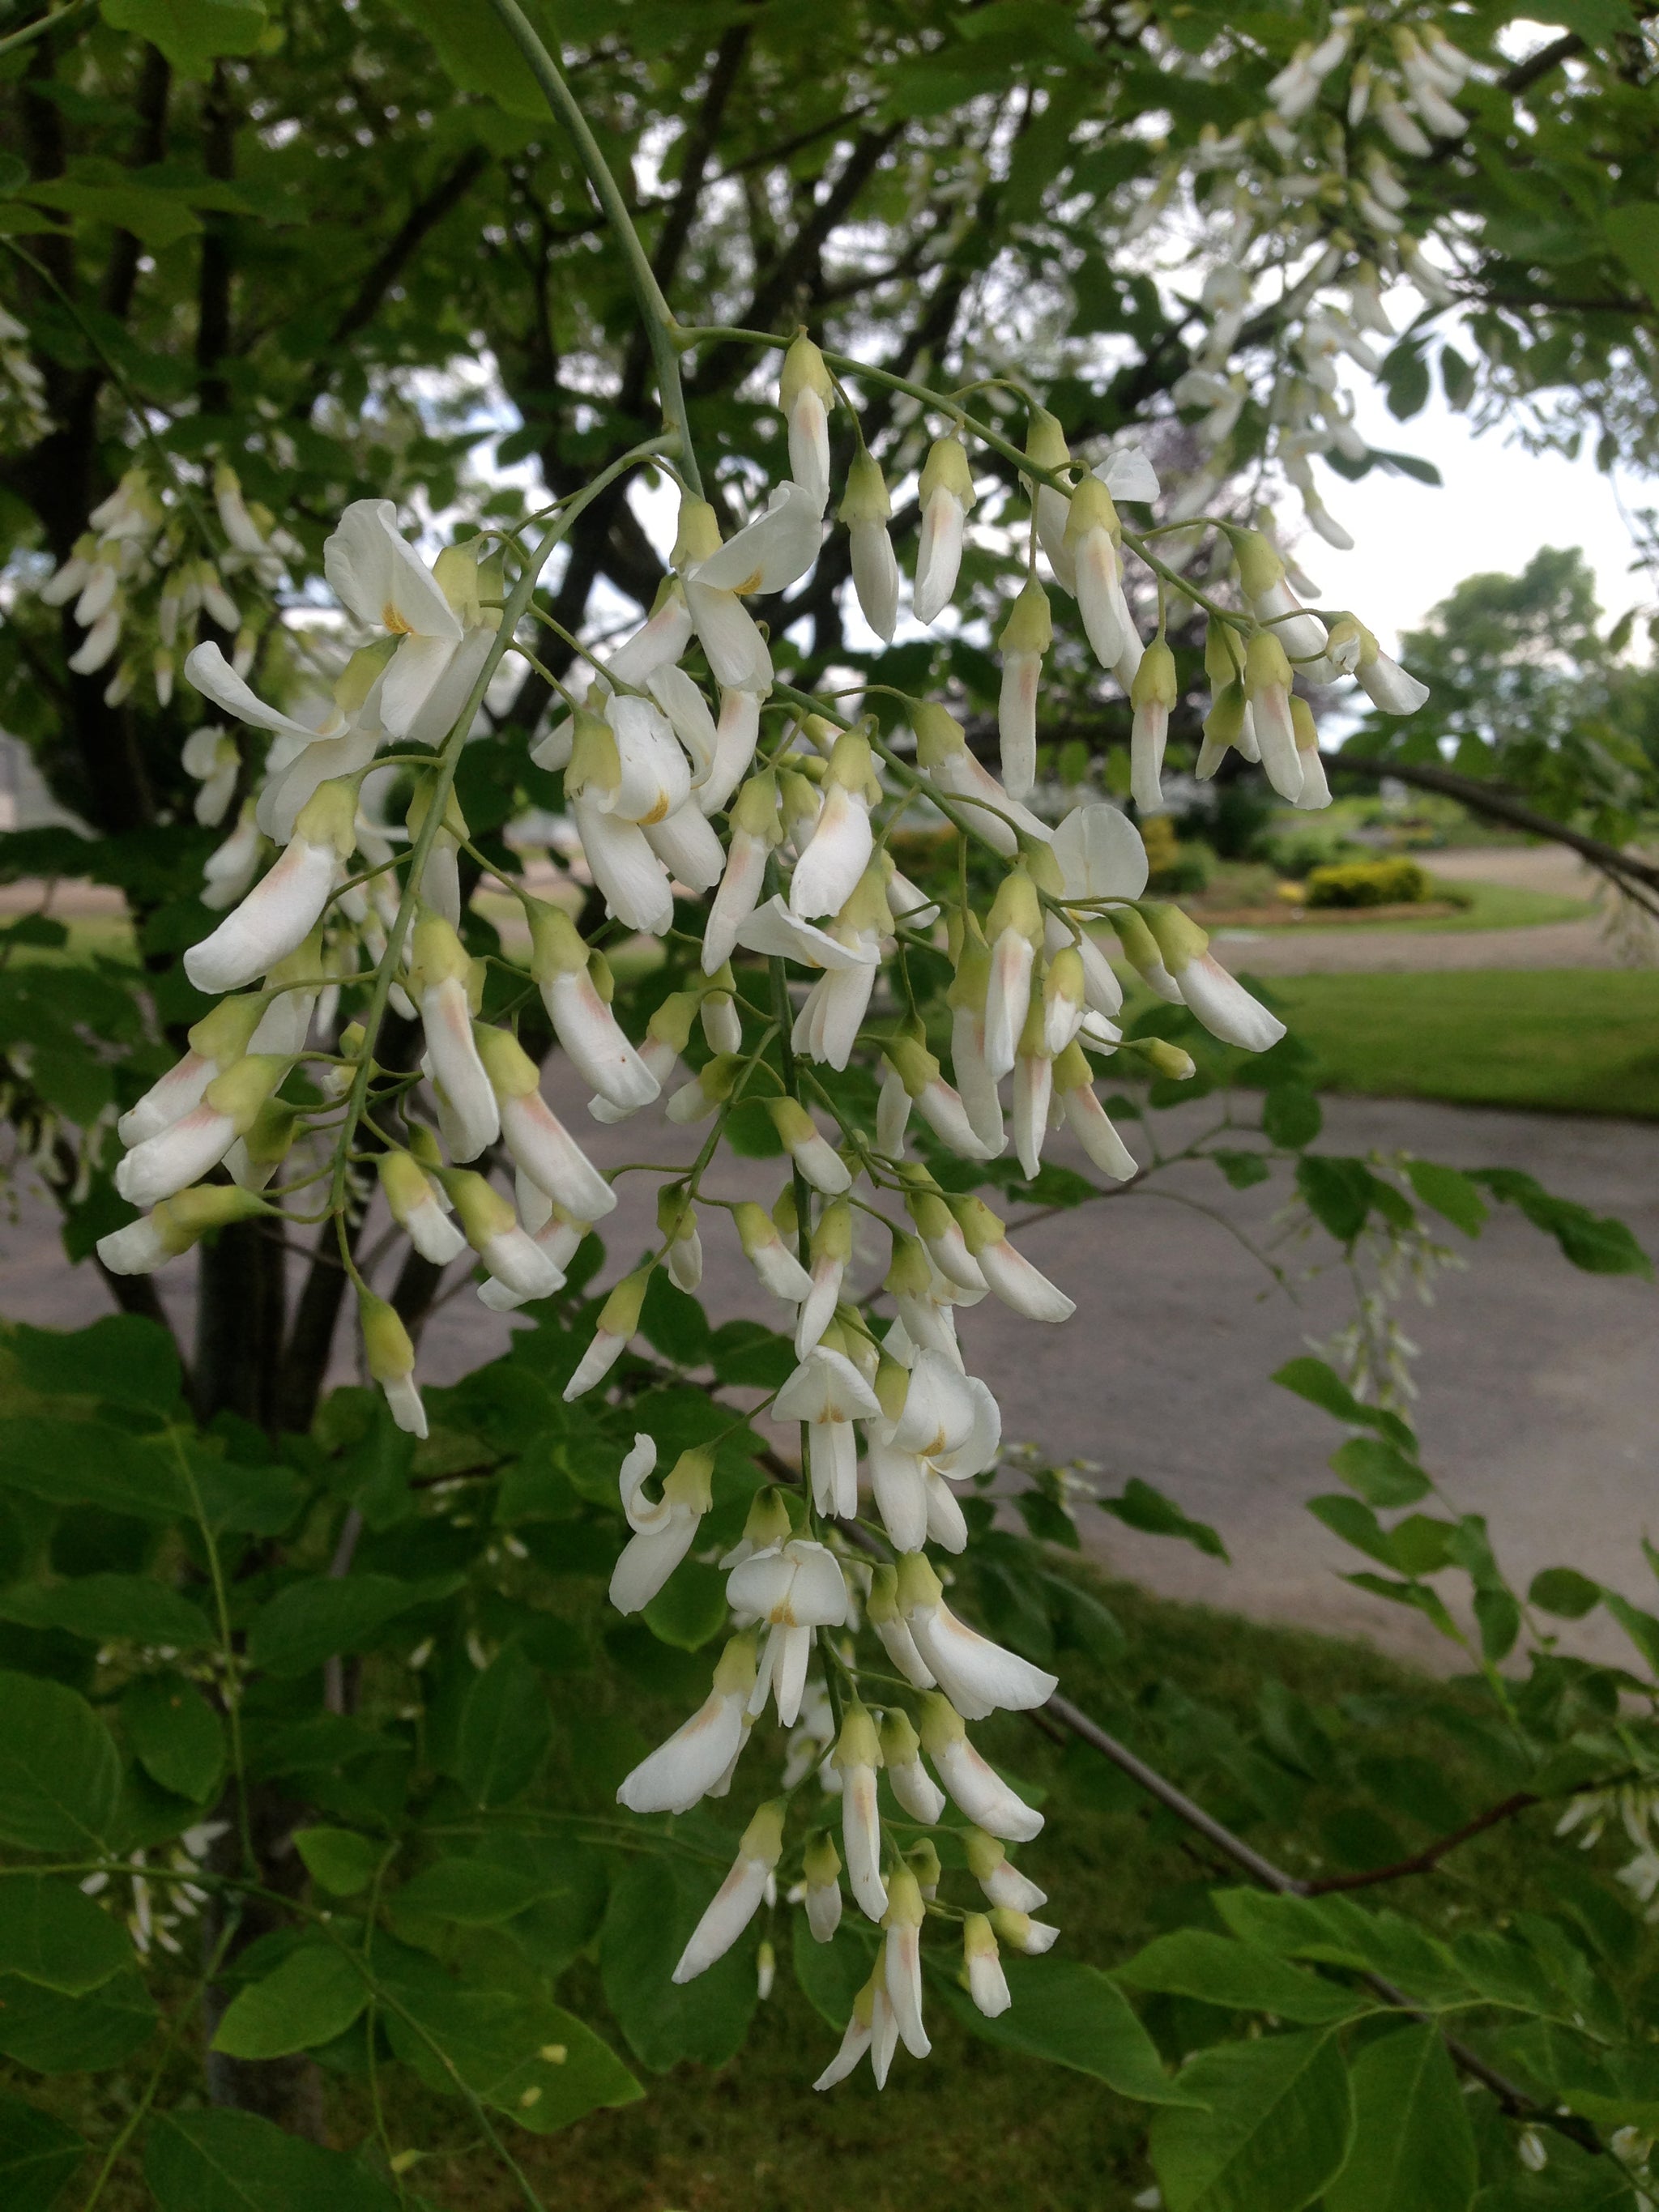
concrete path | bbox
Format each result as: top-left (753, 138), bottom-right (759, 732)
top-left (3, 1076), bottom-right (1652, 1669)
top-left (1210, 843), bottom-right (1645, 978)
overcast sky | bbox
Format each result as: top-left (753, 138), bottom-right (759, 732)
top-left (1291, 379), bottom-right (1650, 654)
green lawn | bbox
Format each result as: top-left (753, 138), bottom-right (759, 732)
top-left (1263, 967), bottom-right (1659, 1119)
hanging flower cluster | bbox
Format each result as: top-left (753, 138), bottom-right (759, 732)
top-left (58, 327), bottom-right (1428, 2086)
top-left (39, 461), bottom-right (300, 713)
top-left (1119, 6), bottom-right (1476, 550)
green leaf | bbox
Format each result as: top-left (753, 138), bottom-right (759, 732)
top-left (293, 1827), bottom-right (380, 1897)
top-left (392, 1857), bottom-right (557, 1925)
top-left (382, 0), bottom-right (554, 118)
top-left (1297, 1156), bottom-right (1375, 1244)
top-left (1529, 1567), bottom-right (1601, 1620)
top-left (211, 1945), bottom-right (368, 2061)
top-left (1150, 2029), bottom-right (1354, 2212)
top-left (0, 1670), bottom-right (120, 1853)
top-left (642, 1560), bottom-right (731, 1652)
top-left (0, 1880), bottom-right (130, 1996)
top-left (1309, 1494), bottom-right (1397, 1568)
top-left (99, 0), bottom-right (268, 80)
top-left (0, 2095), bottom-right (86, 2211)
top-left (0, 1418), bottom-right (186, 1522)
top-left (1381, 343), bottom-right (1431, 422)
top-left (1273, 1357), bottom-right (1368, 1426)
top-left (599, 1853), bottom-right (757, 2072)
top-left (1115, 1932), bottom-right (1366, 2026)
top-left (454, 1643), bottom-right (550, 1807)
top-left (0, 1575), bottom-right (212, 1650)
top-left (6, 1316), bottom-right (181, 1413)
top-left (1326, 2023), bottom-right (1477, 2212)
top-left (144, 2108), bottom-right (399, 2211)
top-left (1213, 1150), bottom-right (1273, 1191)
top-left (1606, 204), bottom-right (1659, 309)
top-left (1328, 1438), bottom-right (1431, 1509)
top-left (247, 1572), bottom-right (461, 1676)
top-left (0, 1964), bottom-right (157, 2073)
top-left (1099, 1477), bottom-right (1228, 1561)
top-left (1472, 1170), bottom-right (1651, 1279)
top-left (1401, 1161), bottom-right (1487, 1238)
top-left (955, 1956), bottom-right (1204, 2103)
top-left (122, 1673), bottom-right (225, 1802)
top-left (1600, 1591), bottom-right (1659, 1675)
top-left (377, 1939), bottom-right (641, 2131)
top-left (1262, 1085), bottom-right (1322, 1149)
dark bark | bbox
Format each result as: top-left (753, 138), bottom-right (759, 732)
top-left (101, 44), bottom-right (172, 324)
top-left (196, 63), bottom-right (237, 420)
top-left (194, 1220), bottom-right (285, 1432)
top-left (201, 1792), bottom-right (326, 2142)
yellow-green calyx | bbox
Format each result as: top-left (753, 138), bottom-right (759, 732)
top-left (1137, 1036), bottom-right (1196, 1080)
top-left (740, 1488), bottom-right (795, 1553)
top-left (240, 1098), bottom-right (299, 1167)
top-left (1140, 901), bottom-right (1209, 971)
top-left (379, 1149), bottom-right (437, 1224)
top-left (1052, 1038), bottom-right (1094, 1093)
top-left (1064, 471), bottom-right (1120, 548)
top-left (663, 1447), bottom-right (714, 1515)
top-left (1107, 905), bottom-right (1166, 978)
top-left (949, 918), bottom-right (992, 1012)
top-left (838, 449), bottom-right (890, 526)
top-left (832, 1705), bottom-right (883, 1772)
top-left (1132, 638), bottom-right (1179, 712)
top-left (293, 779), bottom-right (358, 857)
top-left (525, 899), bottom-right (588, 978)
top-left (202, 1053), bottom-right (288, 1135)
top-left (999, 578), bottom-right (1052, 657)
top-left (407, 778), bottom-right (467, 846)
top-left (598, 1266), bottom-right (651, 1339)
top-left (153, 1183), bottom-right (274, 1253)
top-left (903, 1187), bottom-right (956, 1243)
top-left (780, 333), bottom-right (834, 407)
top-left (672, 496), bottom-right (723, 570)
top-left (919, 435), bottom-right (975, 509)
top-left (731, 770), bottom-right (783, 843)
top-left (733, 1200), bottom-right (783, 1259)
top-left (908, 1838), bottom-right (941, 1890)
top-left (965, 1830), bottom-right (1007, 1883)
top-left (1204, 680), bottom-right (1248, 749)
top-left (873, 1354), bottom-right (911, 1424)
top-left (1204, 620), bottom-right (1245, 688)
top-left (804, 1831), bottom-right (842, 1888)
top-left (838, 860), bottom-right (894, 936)
top-left (359, 1290), bottom-right (416, 1383)
top-left (884, 1230), bottom-right (933, 1301)
top-left (881, 1710), bottom-right (923, 1767)
top-left (1234, 529), bottom-right (1284, 601)
top-left (1291, 696), bottom-right (1320, 752)
top-left (1024, 407), bottom-right (1070, 479)
top-left (440, 1169), bottom-right (517, 1249)
top-left (1244, 631), bottom-right (1293, 697)
top-left (884, 1034), bottom-right (940, 1100)
top-left (897, 1549), bottom-right (944, 1611)
top-left (187, 992), bottom-right (271, 1066)
top-left (741, 1800), bottom-right (787, 1866)
top-left (647, 991), bottom-right (700, 1053)
top-left (811, 1199), bottom-right (853, 1266)
top-left (712, 1630), bottom-right (758, 1699)
top-left (472, 1024), bottom-right (541, 1099)
top-left (919, 1691), bottom-right (966, 1756)
top-left (825, 727), bottom-right (874, 795)
top-left (987, 867), bottom-right (1043, 948)
top-left (912, 701), bottom-right (966, 767)
top-left (950, 1193), bottom-right (1007, 1257)
top-left (883, 1865), bottom-right (925, 1929)
top-left (411, 910), bottom-right (471, 991)
top-left (566, 708), bottom-right (621, 801)
top-left (865, 1561), bottom-right (902, 1625)
top-left (963, 1911), bottom-right (1000, 1963)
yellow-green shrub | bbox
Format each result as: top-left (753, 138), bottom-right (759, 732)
top-left (1303, 856), bottom-right (1434, 907)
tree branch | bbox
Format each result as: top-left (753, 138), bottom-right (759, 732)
top-left (1304, 1791), bottom-right (1542, 1894)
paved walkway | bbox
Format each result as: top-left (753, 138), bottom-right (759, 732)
top-left (4, 1080), bottom-right (1652, 1669)
top-left (1210, 844), bottom-right (1646, 977)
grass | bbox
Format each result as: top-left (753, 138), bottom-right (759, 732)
top-left (1196, 875), bottom-right (1592, 932)
top-left (1262, 967), bottom-right (1659, 1119)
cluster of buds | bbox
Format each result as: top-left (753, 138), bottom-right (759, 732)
top-left (66, 330), bottom-right (1430, 2086)
top-left (39, 463), bottom-right (301, 713)
top-left (0, 305), bottom-right (49, 448)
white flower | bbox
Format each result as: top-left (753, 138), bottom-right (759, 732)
top-left (728, 1539), bottom-right (848, 1727)
top-left (673, 1802), bottom-right (786, 1983)
top-left (571, 799), bottom-right (675, 936)
top-left (202, 805), bottom-right (263, 911)
top-left (996, 582), bottom-right (1052, 800)
top-left (732, 1201), bottom-right (813, 1304)
top-left (735, 893), bottom-right (875, 973)
top-left (920, 1695), bottom-right (1043, 1841)
top-left (781, 337), bottom-right (834, 513)
top-left (766, 1095), bottom-right (851, 1195)
top-left (617, 1635), bottom-right (757, 1815)
top-left (881, 1710), bottom-right (947, 1824)
top-left (697, 688), bottom-right (764, 817)
top-left (183, 781), bottom-right (356, 995)
top-left (913, 437), bottom-right (975, 623)
top-left (774, 1346), bottom-right (883, 1519)
top-left (966, 1830), bottom-right (1047, 1912)
top-left (832, 1707), bottom-right (889, 1921)
top-left (913, 701), bottom-right (1053, 859)
top-left (643, 798), bottom-right (726, 892)
top-left (840, 452), bottom-right (899, 641)
top-left (528, 906), bottom-right (658, 1110)
top-left (610, 1437), bottom-right (714, 1615)
top-left (789, 732), bottom-right (875, 920)
top-left (882, 1866), bottom-right (932, 2060)
top-left (692, 480), bottom-right (823, 598)
top-left (1054, 1044), bottom-right (1138, 1180)
top-left (804, 1833), bottom-right (843, 1943)
top-left (322, 501), bottom-right (468, 740)
top-left (964, 1913), bottom-right (1012, 2018)
top-left (898, 1553), bottom-right (1057, 1719)
top-left (795, 1199), bottom-right (852, 1357)
top-left (116, 1054), bottom-right (284, 1208)
top-left (646, 663), bottom-right (718, 782)
top-left (378, 1148), bottom-right (468, 1267)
